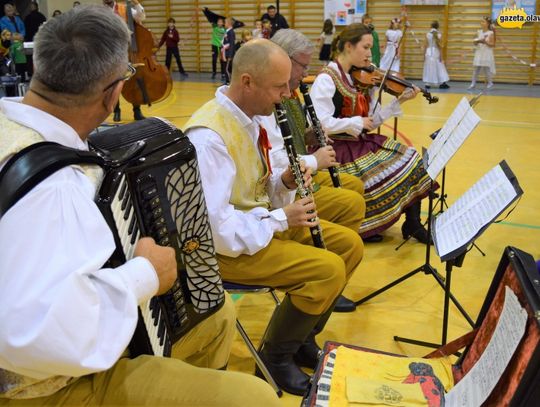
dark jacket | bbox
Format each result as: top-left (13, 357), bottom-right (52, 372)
top-left (222, 28), bottom-right (235, 59)
top-left (260, 12), bottom-right (289, 37)
top-left (24, 10), bottom-right (46, 41)
top-left (158, 27), bottom-right (179, 49)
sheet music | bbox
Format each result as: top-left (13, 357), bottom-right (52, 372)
top-left (426, 97), bottom-right (481, 180)
top-left (433, 163), bottom-right (519, 260)
top-left (445, 286), bottom-right (527, 407)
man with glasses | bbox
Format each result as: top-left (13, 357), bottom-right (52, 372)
top-left (261, 29), bottom-right (368, 313)
top-left (0, 6), bottom-right (280, 406)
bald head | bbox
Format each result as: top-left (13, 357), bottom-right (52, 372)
top-left (226, 39), bottom-right (291, 117)
top-left (231, 39), bottom-right (289, 84)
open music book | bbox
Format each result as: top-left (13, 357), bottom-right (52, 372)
top-left (432, 160), bottom-right (523, 262)
top-left (445, 286), bottom-right (528, 406)
top-left (425, 96), bottom-right (481, 180)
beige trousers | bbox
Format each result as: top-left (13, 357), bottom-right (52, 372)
top-left (218, 220), bottom-right (364, 315)
top-left (0, 294), bottom-right (280, 407)
top-left (313, 171), bottom-right (366, 233)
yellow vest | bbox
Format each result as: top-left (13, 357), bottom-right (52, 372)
top-left (0, 111), bottom-right (44, 165)
top-left (184, 99), bottom-right (271, 211)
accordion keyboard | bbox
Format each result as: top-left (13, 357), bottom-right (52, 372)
top-left (110, 174), bottom-right (171, 356)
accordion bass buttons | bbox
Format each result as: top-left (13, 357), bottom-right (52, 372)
top-left (140, 181), bottom-right (170, 246)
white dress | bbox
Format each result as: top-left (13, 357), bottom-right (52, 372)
top-left (473, 29), bottom-right (496, 74)
top-left (380, 29), bottom-right (402, 72)
top-left (422, 29), bottom-right (449, 85)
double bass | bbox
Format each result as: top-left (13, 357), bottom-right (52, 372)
top-left (121, 0), bottom-right (172, 106)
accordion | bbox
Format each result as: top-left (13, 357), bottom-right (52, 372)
top-left (89, 118), bottom-right (225, 357)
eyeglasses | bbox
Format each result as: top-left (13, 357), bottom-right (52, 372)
top-left (103, 63), bottom-right (136, 92)
top-left (290, 56), bottom-right (310, 72)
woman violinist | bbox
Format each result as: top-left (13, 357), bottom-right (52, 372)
top-left (309, 23), bottom-right (433, 243)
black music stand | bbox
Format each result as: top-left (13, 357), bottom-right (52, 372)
top-left (355, 179), bottom-right (475, 336)
top-left (393, 161), bottom-right (522, 349)
top-left (395, 126), bottom-right (486, 256)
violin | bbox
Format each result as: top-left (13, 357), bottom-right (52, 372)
top-left (350, 64), bottom-right (438, 104)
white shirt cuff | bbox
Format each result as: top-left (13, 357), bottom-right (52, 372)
top-left (119, 257), bottom-right (159, 304)
top-left (269, 208), bottom-right (289, 232)
top-left (300, 154), bottom-right (318, 171)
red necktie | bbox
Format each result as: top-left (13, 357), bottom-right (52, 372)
top-left (258, 126), bottom-right (272, 174)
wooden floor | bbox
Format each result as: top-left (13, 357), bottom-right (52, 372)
top-left (110, 80), bottom-right (540, 406)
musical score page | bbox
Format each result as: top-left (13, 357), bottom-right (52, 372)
top-left (426, 97), bottom-right (481, 180)
top-left (433, 162), bottom-right (520, 261)
top-left (445, 286), bottom-right (527, 406)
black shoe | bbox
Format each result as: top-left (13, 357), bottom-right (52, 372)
top-left (113, 111), bottom-right (121, 122)
top-left (363, 233), bottom-right (383, 243)
top-left (211, 72), bottom-right (216, 79)
top-left (255, 354), bottom-right (310, 396)
top-left (401, 220), bottom-right (432, 245)
top-left (133, 107), bottom-right (145, 121)
top-left (425, 85), bottom-right (431, 89)
top-left (293, 344), bottom-right (321, 370)
top-left (181, 72), bottom-right (188, 77)
top-left (439, 83), bottom-right (450, 89)
top-left (333, 295), bottom-right (356, 313)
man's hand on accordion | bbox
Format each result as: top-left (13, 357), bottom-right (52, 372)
top-left (134, 237), bottom-right (177, 295)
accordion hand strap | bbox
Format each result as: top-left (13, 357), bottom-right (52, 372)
top-left (0, 142), bottom-right (103, 218)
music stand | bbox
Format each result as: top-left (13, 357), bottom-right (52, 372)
top-left (356, 96), bottom-right (482, 312)
top-left (395, 161), bottom-right (523, 348)
top-left (395, 94), bottom-right (486, 254)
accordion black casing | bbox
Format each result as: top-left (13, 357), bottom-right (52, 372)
top-left (89, 118), bottom-right (225, 358)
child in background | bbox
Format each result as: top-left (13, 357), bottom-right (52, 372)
top-left (9, 32), bottom-right (26, 80)
top-left (221, 17), bottom-right (235, 85)
top-left (380, 17), bottom-right (402, 72)
top-left (318, 19), bottom-right (334, 64)
top-left (361, 14), bottom-right (380, 67)
top-left (234, 29), bottom-right (252, 53)
top-left (157, 17), bottom-right (188, 78)
top-left (252, 19), bottom-right (263, 39)
top-left (469, 16), bottom-right (496, 90)
top-left (202, 7), bottom-right (226, 80)
top-left (422, 21), bottom-right (449, 89)
top-left (261, 19), bottom-right (271, 39)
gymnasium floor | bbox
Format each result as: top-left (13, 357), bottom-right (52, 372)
top-left (110, 77), bottom-right (540, 406)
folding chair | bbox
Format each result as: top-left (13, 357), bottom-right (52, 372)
top-left (222, 281), bottom-right (283, 397)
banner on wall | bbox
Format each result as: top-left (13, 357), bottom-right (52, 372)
top-left (324, 0), bottom-right (366, 26)
top-left (492, 0), bottom-right (537, 21)
top-left (400, 0), bottom-right (447, 4)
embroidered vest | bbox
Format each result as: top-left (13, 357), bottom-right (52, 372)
top-left (321, 65), bottom-right (370, 119)
top-left (184, 99), bottom-right (271, 211)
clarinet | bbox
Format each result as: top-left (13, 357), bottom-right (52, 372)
top-left (275, 103), bottom-right (326, 249)
top-left (299, 82), bottom-right (342, 188)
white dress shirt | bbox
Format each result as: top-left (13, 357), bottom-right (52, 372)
top-left (310, 61), bottom-right (402, 136)
top-left (186, 87), bottom-right (294, 258)
top-left (0, 98), bottom-right (158, 380)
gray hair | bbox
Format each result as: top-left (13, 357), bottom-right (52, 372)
top-left (271, 29), bottom-right (314, 57)
top-left (33, 5), bottom-right (130, 95)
